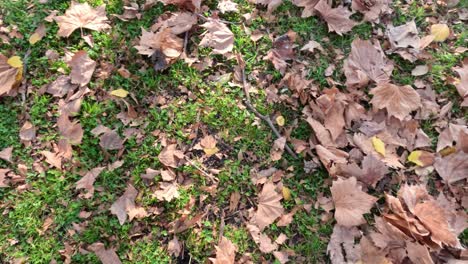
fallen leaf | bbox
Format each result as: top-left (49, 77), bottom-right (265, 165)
top-left (370, 83), bottom-right (422, 120)
top-left (343, 39), bottom-right (393, 88)
top-left (256, 0), bottom-right (283, 13)
top-left (88, 242), bottom-right (122, 264)
top-left (168, 236), bottom-right (182, 257)
top-left (68, 50), bottom-right (96, 87)
top-left (19, 121), bottom-right (36, 142)
top-left (209, 236), bottom-right (237, 264)
top-left (110, 88), bottom-right (129, 98)
top-left (411, 65), bottom-right (429, 76)
top-left (406, 242), bottom-right (434, 264)
top-left (199, 19), bottom-right (234, 55)
top-left (453, 61), bottom-right (468, 107)
top-left (331, 177), bottom-right (377, 226)
top-left (0, 169), bottom-right (9, 187)
top-left (300, 40), bottom-right (324, 53)
top-left (158, 144), bottom-right (184, 168)
top-left (99, 130), bottom-right (124, 150)
top-left (110, 184), bottom-right (147, 225)
top-left (265, 31), bottom-right (296, 75)
top-left (337, 155), bottom-right (388, 187)
top-left (407, 150), bottom-right (434, 167)
top-left (41, 151), bottom-right (62, 169)
top-left (371, 136), bottom-right (386, 157)
top-left (154, 182), bottom-right (180, 202)
top-left (352, 0), bottom-right (391, 22)
top-left (253, 182), bottom-right (284, 230)
top-left (282, 187), bottom-right (291, 201)
top-left (434, 151), bottom-right (468, 184)
top-left (259, 233), bottom-right (278, 253)
top-left (54, 2), bottom-right (110, 37)
top-left (430, 24), bottom-right (450, 42)
top-left (0, 147), bottom-right (13, 162)
top-left (200, 135), bottom-right (219, 156)
top-left (57, 114), bottom-right (83, 145)
top-left (276, 115), bottom-right (285, 126)
top-left (327, 225), bottom-right (361, 264)
top-left (114, 4), bottom-right (141, 21)
top-left (0, 54), bottom-right (23, 96)
top-left (270, 136), bottom-right (286, 161)
top-left (386, 21), bottom-right (420, 49)
top-left (46, 75), bottom-right (78, 97)
top-left (29, 23), bottom-right (46, 44)
top-left (314, 0), bottom-right (357, 36)
top-left (273, 251), bottom-right (290, 264)
top-left (218, 0), bottom-right (238, 13)
top-left (160, 12), bottom-right (197, 35)
top-left (159, 0), bottom-right (201, 12)
top-left (291, 0), bottom-right (319, 17)
top-left (76, 167), bottom-right (105, 199)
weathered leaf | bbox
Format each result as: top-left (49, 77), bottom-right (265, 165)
top-left (158, 144), bottom-right (184, 168)
top-left (315, 0), bottom-right (356, 35)
top-left (407, 150), bottom-right (434, 167)
top-left (110, 184), bottom-right (147, 225)
top-left (76, 167), bottom-right (105, 199)
top-left (29, 23), bottom-right (46, 44)
top-left (430, 24), bottom-right (450, 42)
top-left (370, 83), bottom-right (422, 120)
top-left (434, 151), bottom-right (468, 184)
top-left (54, 2), bottom-right (110, 37)
top-left (88, 242), bottom-right (122, 264)
top-left (199, 19), bottom-right (234, 55)
top-left (264, 31), bottom-right (296, 75)
top-left (253, 182), bottom-right (284, 230)
top-left (69, 50), bottom-right (96, 87)
top-left (0, 54), bottom-right (22, 96)
top-left (209, 236), bottom-right (237, 264)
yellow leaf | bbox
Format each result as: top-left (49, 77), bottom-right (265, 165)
top-left (110, 88), bottom-right (129, 98)
top-left (203, 146), bottom-right (219, 156)
top-left (371, 136), bottom-right (385, 157)
top-left (408, 151), bottom-right (423, 166)
top-left (430, 24), bottom-right (450, 42)
top-left (7, 56), bottom-right (23, 68)
top-left (276, 115), bottom-right (285, 127)
top-left (29, 33), bottom-right (41, 45)
top-left (282, 187), bottom-right (291, 201)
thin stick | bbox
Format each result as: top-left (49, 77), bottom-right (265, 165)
top-left (238, 55), bottom-right (298, 159)
top-left (218, 210), bottom-right (225, 243)
top-left (21, 48), bottom-right (32, 105)
top-left (184, 155), bottom-right (218, 182)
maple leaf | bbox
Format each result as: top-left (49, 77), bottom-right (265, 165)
top-left (314, 0), bottom-right (357, 36)
top-left (259, 233), bottom-right (278, 253)
top-left (327, 225), bottom-right (361, 264)
top-left (161, 12), bottom-right (198, 35)
top-left (209, 236), bottom-right (237, 264)
top-left (154, 182), bottom-right (180, 202)
top-left (0, 147), bottom-right (13, 163)
top-left (331, 177), bottom-right (377, 227)
top-left (370, 83), bottom-right (422, 120)
top-left (453, 61), bottom-right (468, 107)
top-left (253, 182), bottom-right (284, 230)
top-left (352, 0), bottom-right (392, 22)
top-left (158, 144), bottom-right (184, 168)
top-left (88, 242), bottom-right (122, 264)
top-left (199, 19), bottom-right (234, 55)
top-left (110, 184), bottom-right (148, 225)
top-left (434, 151), bottom-right (468, 184)
top-left (76, 167), bottom-right (105, 199)
top-left (386, 21), bottom-right (420, 49)
top-left (0, 54), bottom-right (22, 96)
top-left (54, 2), bottom-right (110, 37)
top-left (57, 113), bottom-right (83, 145)
top-left (291, 0), bottom-right (319, 17)
top-left (135, 28), bottom-right (183, 71)
top-left (68, 50), bottom-right (96, 87)
top-left (337, 155), bottom-right (388, 187)
top-left (99, 130), bottom-right (124, 150)
top-left (264, 31), bottom-right (296, 75)
top-left (41, 151), bottom-right (62, 169)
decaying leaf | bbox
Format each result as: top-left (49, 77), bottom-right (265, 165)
top-left (217, 0), bottom-right (238, 13)
top-left (352, 0), bottom-right (391, 22)
top-left (199, 19), bottom-right (234, 55)
top-left (54, 2), bottom-right (110, 37)
top-left (209, 236), bottom-right (237, 264)
top-left (314, 0), bottom-right (356, 36)
top-left (270, 137), bottom-right (286, 161)
top-left (68, 50), bottom-right (96, 87)
top-left (453, 61), bottom-right (468, 106)
top-left (327, 225), bottom-right (361, 264)
top-left (434, 151), bottom-right (468, 184)
top-left (167, 236), bottom-right (182, 257)
top-left (265, 31), bottom-right (296, 75)
top-left (158, 144), bottom-right (184, 168)
top-left (253, 182), bottom-right (284, 230)
top-left (159, 0), bottom-right (201, 12)
top-left (57, 114), bottom-right (83, 145)
top-left (259, 233), bottom-right (278, 253)
top-left (256, 0), bottom-right (283, 14)
top-left (76, 167), bottom-right (105, 198)
top-left (337, 155), bottom-right (388, 187)
top-left (291, 0), bottom-right (319, 17)
top-left (407, 150), bottom-right (434, 167)
top-left (41, 151), bottom-right (62, 169)
top-left (0, 147), bottom-right (13, 163)
top-left (154, 182), bottom-right (180, 202)
top-left (29, 23), bottom-right (46, 44)
top-left (386, 21), bottom-right (420, 49)
top-left (370, 83), bottom-right (422, 120)
top-left (110, 184), bottom-right (148, 225)
top-left (0, 54), bottom-right (23, 96)
top-left (344, 39), bottom-right (394, 88)
top-left (88, 242), bottom-right (122, 264)
top-left (200, 135), bottom-right (219, 156)
top-left (331, 177), bottom-right (377, 226)
top-left (99, 130), bottom-right (124, 150)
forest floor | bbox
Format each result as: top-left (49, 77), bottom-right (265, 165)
top-left (0, 0), bottom-right (467, 263)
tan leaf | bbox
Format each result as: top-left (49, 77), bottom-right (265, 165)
top-left (413, 200), bottom-right (459, 247)
top-left (453, 61), bottom-right (468, 107)
top-left (200, 135), bottom-right (219, 156)
top-left (352, 0), bottom-right (391, 22)
top-left (386, 21), bottom-right (420, 49)
top-left (57, 114), bottom-right (83, 145)
top-left (110, 184), bottom-right (147, 225)
top-left (54, 2), bottom-right (110, 37)
top-left (19, 121), bottom-right (36, 142)
top-left (158, 144), bottom-right (184, 168)
top-left (76, 167), bottom-right (105, 199)
top-left (434, 151), bottom-right (468, 184)
top-left (253, 182), bottom-right (284, 230)
top-left (168, 236), bottom-right (182, 257)
top-left (270, 136), bottom-right (286, 161)
top-left (331, 177), bottom-right (377, 227)
top-left (273, 251), bottom-right (290, 264)
top-left (300, 40), bottom-right (324, 53)
top-left (406, 242), bottom-right (434, 264)
top-left (199, 19), bottom-right (234, 55)
top-left (29, 23), bottom-right (47, 44)
top-left (343, 38), bottom-right (394, 88)
top-left (291, 0), bottom-right (319, 17)
top-left (337, 155), bottom-right (388, 187)
top-left (113, 4), bottom-right (141, 21)
top-left (0, 54), bottom-right (22, 96)
top-left (264, 31), bottom-right (296, 75)
top-left (41, 151), bottom-right (62, 169)
top-left (370, 83), bottom-right (422, 120)
top-left (256, 0), bottom-right (283, 13)
top-left (0, 147), bottom-right (13, 162)
top-left (314, 0), bottom-right (357, 36)
top-left (68, 50), bottom-right (96, 87)
top-left (0, 169), bottom-right (10, 187)
top-left (327, 225), bottom-right (361, 264)
top-left (159, 0), bottom-right (201, 12)
top-left (259, 233), bottom-right (278, 253)
top-left (209, 236), bottom-right (237, 264)
top-left (154, 182), bottom-right (180, 202)
top-left (430, 24), bottom-right (450, 42)
top-left (88, 242), bottom-right (122, 264)
top-left (46, 75), bottom-right (78, 97)
top-left (217, 0), bottom-right (238, 13)
top-left (99, 130), bottom-right (124, 150)
top-left (161, 12), bottom-right (197, 35)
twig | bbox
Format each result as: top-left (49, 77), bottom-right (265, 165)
top-left (21, 48), bottom-right (32, 106)
top-left (218, 210), bottom-right (225, 243)
top-left (238, 54), bottom-right (298, 159)
top-left (184, 155), bottom-right (218, 183)
top-left (183, 31), bottom-right (189, 55)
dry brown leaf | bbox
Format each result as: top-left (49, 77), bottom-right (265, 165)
top-left (301, 40), bottom-right (324, 53)
top-left (436, 123), bottom-right (468, 152)
top-left (159, 0), bottom-right (201, 12)
top-left (199, 19), bottom-right (234, 55)
top-left (218, 0), bottom-right (238, 13)
top-left (337, 155), bottom-right (388, 187)
top-left (256, 0), bottom-right (283, 14)
top-left (259, 233), bottom-right (278, 253)
top-left (413, 200), bottom-right (459, 247)
top-left (386, 21), bottom-right (420, 49)
top-left (110, 184), bottom-right (148, 225)
top-left (396, 184), bottom-right (430, 214)
top-left (434, 151), bottom-right (468, 184)
top-left (154, 182), bottom-right (180, 202)
top-left (68, 50), bottom-right (96, 87)
top-left (265, 31), bottom-right (296, 75)
top-left (158, 144), bottom-right (184, 168)
top-left (315, 0), bottom-right (357, 35)
top-left (352, 0), bottom-right (391, 22)
top-left (209, 236), bottom-right (237, 264)
top-left (331, 177), bottom-right (377, 227)
top-left (167, 236), bottom-right (182, 257)
top-left (54, 2), bottom-right (110, 37)
top-left (41, 151), bottom-right (62, 169)
top-left (273, 251), bottom-right (290, 264)
top-left (406, 242), bottom-right (434, 264)
top-left (99, 130), bottom-right (124, 150)
top-left (0, 169), bottom-right (10, 187)
top-left (0, 54), bottom-right (22, 96)
top-left (76, 167), bottom-right (105, 199)
top-left (46, 75), bottom-right (78, 97)
top-left (114, 4), bottom-right (141, 21)
top-left (88, 242), bottom-right (122, 264)
top-left (253, 182), bottom-right (284, 230)
top-left (360, 236), bottom-right (390, 264)
top-left (343, 38), bottom-right (394, 88)
top-left (291, 0), bottom-right (319, 17)
top-left (453, 61), bottom-right (468, 106)
top-left (200, 135), bottom-right (219, 156)
top-left (161, 12), bottom-right (197, 35)
top-left (57, 114), bottom-right (83, 145)
top-left (0, 147), bottom-right (13, 163)
top-left (270, 136), bottom-right (286, 161)
top-left (327, 225), bottom-right (361, 264)
top-left (370, 83), bottom-right (422, 120)
top-left (19, 121), bottom-right (36, 142)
